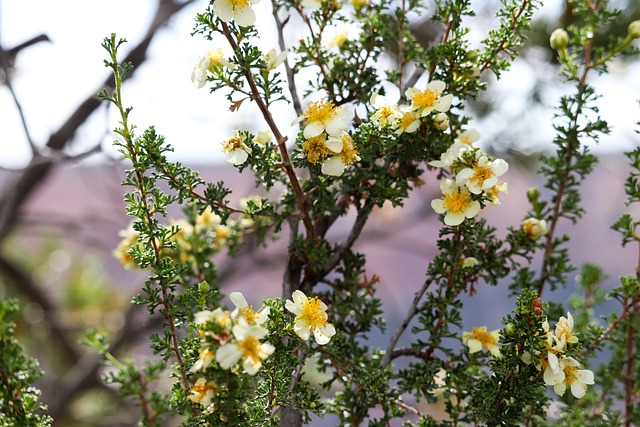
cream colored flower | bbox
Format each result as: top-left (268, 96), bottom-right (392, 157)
top-left (215, 320), bottom-right (275, 375)
top-left (431, 179), bottom-right (481, 226)
top-left (461, 257), bottom-right (478, 268)
top-left (553, 312), bottom-right (579, 352)
top-left (429, 141), bottom-right (471, 168)
top-left (195, 206), bottom-right (222, 233)
top-left (213, 0), bottom-right (260, 27)
top-left (321, 132), bottom-right (360, 176)
top-left (188, 378), bottom-right (217, 405)
top-left (193, 308), bottom-right (231, 328)
top-left (394, 108), bottom-right (421, 135)
top-left (229, 292), bottom-right (270, 325)
top-left (455, 153), bottom-right (509, 195)
top-left (521, 217), bottom-right (548, 240)
top-left (263, 49), bottom-right (287, 71)
top-left (191, 49), bottom-right (236, 88)
top-left (349, 0), bottom-right (368, 9)
top-left (553, 356), bottom-right (594, 398)
top-left (285, 290), bottom-right (336, 345)
top-left (487, 181), bottom-right (508, 205)
top-left (113, 224), bottom-right (140, 269)
top-left (302, 133), bottom-right (342, 164)
top-left (370, 93), bottom-right (401, 127)
top-left (322, 24), bottom-right (352, 50)
top-left (221, 133), bottom-right (252, 165)
top-left (292, 100), bottom-right (351, 138)
top-left (405, 80), bottom-right (453, 117)
top-left (301, 0), bottom-right (322, 8)
top-left (462, 326), bottom-right (501, 357)
top-left (253, 130), bottom-right (273, 145)
top-left (454, 129), bottom-right (480, 146)
top-left (190, 348), bottom-right (215, 372)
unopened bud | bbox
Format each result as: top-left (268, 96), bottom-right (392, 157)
top-left (628, 20), bottom-right (640, 39)
top-left (550, 29), bottom-right (569, 50)
top-left (526, 187), bottom-right (540, 203)
top-left (505, 323), bottom-right (516, 336)
top-left (433, 112), bottom-right (450, 130)
top-left (198, 281), bottom-right (210, 293)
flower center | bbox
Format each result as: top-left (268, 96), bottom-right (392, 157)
top-left (303, 135), bottom-right (329, 163)
top-left (443, 188), bottom-right (471, 213)
top-left (206, 49), bottom-right (225, 68)
top-left (377, 106), bottom-right (396, 122)
top-left (223, 135), bottom-right (245, 153)
top-left (301, 297), bottom-right (328, 329)
top-left (230, 0), bottom-right (251, 11)
top-left (338, 134), bottom-right (359, 165)
top-left (563, 365), bottom-right (577, 385)
top-left (471, 327), bottom-right (498, 347)
top-left (305, 101), bottom-right (336, 125)
top-left (238, 335), bottom-right (262, 361)
top-left (399, 112), bottom-right (417, 130)
top-left (239, 306), bottom-right (257, 324)
top-left (411, 89), bottom-right (437, 108)
top-left (192, 381), bottom-right (216, 398)
top-left (471, 165), bottom-right (493, 184)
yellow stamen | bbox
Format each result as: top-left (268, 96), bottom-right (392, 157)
top-left (238, 335), bottom-right (262, 360)
top-left (239, 306), bottom-right (257, 324)
top-left (301, 297), bottom-right (328, 329)
top-left (302, 135), bottom-right (329, 163)
top-left (470, 326), bottom-right (498, 347)
top-left (304, 101), bottom-right (336, 125)
top-left (411, 89), bottom-right (437, 108)
top-left (443, 188), bottom-right (471, 213)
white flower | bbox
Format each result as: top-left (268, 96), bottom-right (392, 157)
top-left (521, 217), bottom-right (548, 240)
top-left (253, 130), bottom-right (273, 145)
top-left (195, 206), bottom-right (222, 233)
top-left (431, 179), bottom-right (481, 226)
top-left (321, 132), bottom-right (360, 176)
top-left (188, 378), bottom-right (217, 406)
top-left (454, 129), bottom-right (480, 146)
top-left (229, 292), bottom-right (270, 325)
top-left (487, 181), bottom-right (508, 205)
top-left (405, 80), bottom-right (454, 117)
top-left (370, 93), bottom-right (401, 127)
top-left (285, 290), bottom-right (336, 345)
top-left (455, 153), bottom-right (509, 195)
top-left (322, 23), bottom-right (353, 50)
top-left (221, 133), bottom-right (252, 165)
top-left (292, 100), bottom-right (351, 139)
top-left (191, 49), bottom-right (236, 89)
top-left (553, 312), bottom-right (579, 352)
top-left (429, 142), bottom-right (471, 168)
top-left (394, 108), bottom-right (421, 135)
top-left (462, 326), bottom-right (501, 357)
top-left (553, 356), bottom-right (595, 399)
top-left (263, 49), bottom-right (287, 71)
top-left (215, 320), bottom-right (275, 375)
top-left (190, 348), bottom-right (215, 372)
top-left (213, 0), bottom-right (260, 27)
top-left (193, 308), bottom-right (231, 327)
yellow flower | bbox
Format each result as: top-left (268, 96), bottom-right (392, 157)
top-left (431, 179), bottom-right (481, 226)
top-left (394, 108), bottom-right (421, 135)
top-left (553, 312), bottom-right (579, 352)
top-left (462, 326), bottom-right (501, 357)
top-left (302, 133), bottom-right (341, 164)
top-left (285, 290), bottom-right (336, 345)
top-left (195, 206), bottom-right (222, 233)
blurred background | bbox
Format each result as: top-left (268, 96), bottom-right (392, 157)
top-left (1, 0), bottom-right (639, 425)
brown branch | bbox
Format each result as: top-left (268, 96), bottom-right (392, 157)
top-left (0, 0), bottom-right (195, 240)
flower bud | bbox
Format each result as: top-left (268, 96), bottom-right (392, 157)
top-left (504, 323), bottom-right (516, 336)
top-left (521, 217), bottom-right (548, 240)
top-left (198, 281), bottom-right (210, 293)
top-left (550, 29), bottom-right (569, 50)
top-left (526, 187), bottom-right (540, 203)
top-left (628, 20), bottom-right (640, 39)
top-left (433, 112), bottom-right (450, 130)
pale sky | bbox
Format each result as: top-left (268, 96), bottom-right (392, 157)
top-left (1, 0), bottom-right (638, 169)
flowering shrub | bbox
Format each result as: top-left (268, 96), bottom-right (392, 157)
top-left (5, 1), bottom-right (636, 426)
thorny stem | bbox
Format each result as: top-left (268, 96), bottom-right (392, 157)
top-left (537, 3), bottom-right (597, 297)
top-left (220, 22), bottom-right (315, 239)
top-left (108, 43), bottom-right (191, 392)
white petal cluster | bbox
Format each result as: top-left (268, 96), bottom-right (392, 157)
top-left (213, 0), bottom-right (260, 27)
top-left (285, 290), bottom-right (336, 345)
